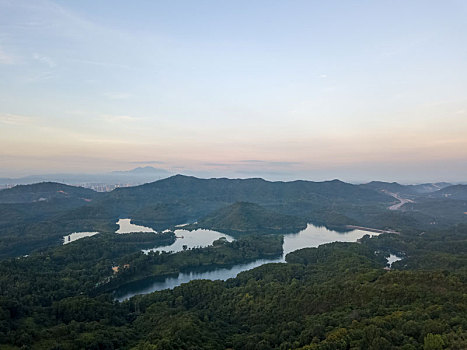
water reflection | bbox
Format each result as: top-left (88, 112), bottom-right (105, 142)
top-left (144, 229), bottom-right (234, 254)
top-left (115, 224), bottom-right (378, 300)
top-left (115, 258), bottom-right (280, 301)
top-left (282, 224), bottom-right (374, 256)
top-left (63, 231), bottom-right (99, 244)
top-left (386, 254), bottom-right (403, 267)
top-left (116, 219), bottom-right (156, 234)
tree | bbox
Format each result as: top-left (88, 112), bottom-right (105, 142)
top-left (424, 333), bottom-right (444, 350)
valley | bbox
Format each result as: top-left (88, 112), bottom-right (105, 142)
top-left (0, 176), bottom-right (466, 349)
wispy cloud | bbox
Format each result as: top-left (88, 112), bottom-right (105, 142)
top-left (100, 114), bottom-right (139, 123)
top-left (70, 58), bottom-right (133, 70)
top-left (130, 160), bottom-right (166, 164)
top-left (239, 160), bottom-right (302, 166)
top-left (33, 53), bottom-right (56, 68)
top-left (239, 160), bottom-right (265, 164)
top-left (234, 169), bottom-right (293, 177)
top-left (25, 70), bottom-right (54, 83)
top-left (203, 162), bottom-right (232, 167)
top-left (103, 92), bottom-right (132, 100)
top-left (0, 47), bottom-right (16, 64)
top-left (0, 113), bottom-right (33, 125)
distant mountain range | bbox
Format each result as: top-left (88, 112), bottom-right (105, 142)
top-left (0, 174), bottom-right (466, 258)
top-left (0, 166), bottom-right (172, 187)
top-left (360, 181), bottom-right (452, 195)
top-left (1, 170), bottom-right (457, 191)
top-left (0, 182), bottom-right (98, 204)
top-left (427, 184), bottom-right (467, 200)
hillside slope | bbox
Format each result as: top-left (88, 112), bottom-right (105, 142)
top-left (0, 182), bottom-right (99, 204)
top-left (428, 184), bottom-right (467, 200)
top-left (97, 175), bottom-right (392, 228)
top-left (193, 201), bottom-right (308, 235)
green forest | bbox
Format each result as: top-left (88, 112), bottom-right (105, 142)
top-left (0, 223), bottom-right (465, 349)
top-left (3, 0), bottom-right (467, 347)
top-left (0, 177), bottom-right (466, 349)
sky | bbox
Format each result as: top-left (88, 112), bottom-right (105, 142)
top-left (0, 0), bottom-right (466, 183)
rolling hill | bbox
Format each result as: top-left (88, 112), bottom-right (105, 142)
top-left (2, 175), bottom-right (464, 258)
top-left (0, 182), bottom-right (99, 204)
top-left (428, 184), bottom-right (467, 200)
top-left (192, 201), bottom-right (308, 235)
top-left (97, 175), bottom-right (392, 226)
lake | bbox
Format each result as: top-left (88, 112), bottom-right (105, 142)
top-left (115, 224), bottom-right (377, 300)
top-left (143, 229), bottom-right (234, 254)
top-left (115, 258), bottom-right (279, 299)
top-left (116, 218), bottom-right (157, 233)
top-left (386, 253), bottom-right (403, 267)
top-left (63, 231), bottom-right (99, 244)
top-left (62, 218), bottom-right (156, 245)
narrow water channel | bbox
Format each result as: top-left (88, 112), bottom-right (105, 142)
top-left (115, 224), bottom-right (378, 300)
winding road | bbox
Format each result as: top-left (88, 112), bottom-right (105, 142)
top-left (382, 190), bottom-right (414, 210)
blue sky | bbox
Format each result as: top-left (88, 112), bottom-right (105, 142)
top-left (1, 0), bottom-right (466, 182)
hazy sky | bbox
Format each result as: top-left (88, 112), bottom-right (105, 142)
top-left (1, 0), bottom-right (466, 183)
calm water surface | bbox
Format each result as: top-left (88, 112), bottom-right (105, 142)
top-left (144, 229), bottom-right (234, 254)
top-left (116, 258), bottom-right (278, 299)
top-left (386, 254), bottom-right (403, 267)
top-left (62, 218), bottom-right (155, 244)
top-left (116, 219), bottom-right (156, 233)
top-left (63, 231), bottom-right (99, 244)
top-left (115, 224), bottom-right (378, 300)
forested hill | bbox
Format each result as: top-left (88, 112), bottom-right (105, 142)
top-left (360, 181), bottom-right (413, 194)
top-left (95, 175), bottom-right (393, 229)
top-left (0, 175), bottom-right (393, 259)
top-left (0, 223), bottom-right (465, 349)
top-left (360, 181), bottom-right (453, 195)
top-left (108, 175), bottom-right (389, 204)
top-left (0, 182), bottom-right (99, 204)
top-left (0, 175), bottom-right (466, 348)
top-left (1, 175), bottom-right (466, 258)
top-left (192, 201), bottom-right (308, 235)
top-left (427, 184), bottom-right (467, 200)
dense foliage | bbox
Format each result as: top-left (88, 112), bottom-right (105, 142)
top-left (100, 234), bottom-right (283, 293)
top-left (0, 224), bottom-right (465, 349)
top-left (1, 176), bottom-right (466, 258)
top-left (190, 201), bottom-right (307, 235)
top-left (0, 177), bottom-right (466, 349)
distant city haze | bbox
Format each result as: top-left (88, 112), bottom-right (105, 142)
top-left (1, 1), bottom-right (466, 183)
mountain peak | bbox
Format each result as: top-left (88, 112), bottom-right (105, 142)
top-left (111, 166), bottom-right (170, 175)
